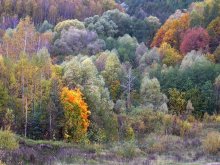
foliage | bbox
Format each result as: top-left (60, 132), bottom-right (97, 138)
top-left (140, 77), bottom-right (168, 112)
top-left (85, 9), bottom-right (160, 43)
top-left (116, 34), bottom-right (138, 65)
top-left (151, 13), bottom-right (190, 49)
top-left (0, 17), bottom-right (52, 60)
top-left (168, 88), bottom-right (187, 115)
top-left (214, 45), bottom-right (220, 62)
top-left (0, 130), bottom-right (19, 150)
top-left (0, 0), bottom-right (120, 26)
top-left (123, 0), bottom-right (200, 22)
top-left (51, 27), bottom-right (105, 56)
top-left (114, 141), bottom-right (139, 159)
top-left (203, 131), bottom-right (220, 154)
top-left (162, 114), bottom-right (202, 137)
top-left (180, 27), bottom-right (210, 54)
top-left (63, 56), bottom-right (117, 142)
top-left (54, 19), bottom-right (85, 33)
top-left (60, 87), bottom-right (90, 143)
top-left (207, 17), bottom-right (220, 52)
top-left (38, 20), bottom-right (53, 33)
top-left (159, 42), bottom-right (182, 66)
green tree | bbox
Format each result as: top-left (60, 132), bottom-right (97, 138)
top-left (168, 88), bottom-right (187, 115)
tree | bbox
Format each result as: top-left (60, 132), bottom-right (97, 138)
top-left (51, 27), bottom-right (105, 56)
top-left (203, 0), bottom-right (220, 27)
top-left (215, 75), bottom-right (220, 113)
top-left (0, 17), bottom-right (51, 60)
top-left (151, 13), bottom-right (190, 49)
top-left (140, 76), bottom-right (168, 112)
top-left (117, 34), bottom-right (138, 65)
top-left (180, 50), bottom-right (211, 70)
top-left (63, 55), bottom-right (117, 142)
top-left (0, 81), bottom-right (9, 129)
top-left (180, 27), bottom-right (210, 54)
top-left (60, 87), bottom-right (90, 142)
top-left (168, 88), bottom-right (187, 115)
top-left (137, 47), bottom-right (161, 72)
top-left (207, 17), bottom-right (220, 52)
top-left (38, 20), bottom-right (53, 33)
top-left (54, 19), bottom-right (85, 33)
top-left (102, 51), bottom-right (122, 87)
top-left (214, 45), bottom-right (220, 62)
top-left (159, 42), bottom-right (182, 66)
top-left (121, 63), bottom-right (135, 110)
top-left (85, 14), bottom-right (118, 37)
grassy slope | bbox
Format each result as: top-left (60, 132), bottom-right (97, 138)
top-left (0, 123), bottom-right (220, 165)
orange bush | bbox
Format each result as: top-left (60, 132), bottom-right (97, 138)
top-left (61, 87), bottom-right (90, 142)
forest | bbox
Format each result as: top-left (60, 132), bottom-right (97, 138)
top-left (0, 0), bottom-right (220, 164)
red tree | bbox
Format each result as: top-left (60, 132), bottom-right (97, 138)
top-left (180, 27), bottom-right (210, 54)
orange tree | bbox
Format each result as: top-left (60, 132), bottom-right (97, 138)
top-left (60, 87), bottom-right (90, 142)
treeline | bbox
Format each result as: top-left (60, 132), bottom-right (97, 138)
top-left (0, 0), bottom-right (120, 29)
top-left (117, 0), bottom-right (202, 22)
top-left (0, 0), bottom-right (220, 143)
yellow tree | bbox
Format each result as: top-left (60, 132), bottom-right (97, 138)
top-left (0, 17), bottom-right (52, 60)
top-left (60, 87), bottom-right (90, 142)
top-left (159, 42), bottom-right (183, 66)
top-left (151, 13), bottom-right (190, 49)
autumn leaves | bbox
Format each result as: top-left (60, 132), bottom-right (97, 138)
top-left (61, 87), bottom-right (90, 142)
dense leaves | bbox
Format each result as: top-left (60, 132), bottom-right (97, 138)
top-left (60, 87), bottom-right (90, 142)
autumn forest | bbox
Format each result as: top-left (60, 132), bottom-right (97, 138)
top-left (0, 0), bottom-right (220, 164)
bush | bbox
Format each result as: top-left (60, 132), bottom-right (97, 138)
top-left (114, 142), bottom-right (140, 159)
top-left (146, 134), bottom-right (181, 154)
top-left (203, 113), bottom-right (220, 123)
top-left (0, 130), bottom-right (19, 150)
top-left (203, 131), bottom-right (220, 154)
top-left (130, 109), bottom-right (164, 137)
top-left (163, 115), bottom-right (202, 137)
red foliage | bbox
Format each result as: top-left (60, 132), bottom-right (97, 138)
top-left (180, 27), bottom-right (210, 54)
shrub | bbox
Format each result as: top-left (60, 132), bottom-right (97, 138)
top-left (203, 131), bottom-right (220, 154)
top-left (0, 130), bottom-right (19, 150)
top-left (130, 109), bottom-right (164, 137)
top-left (163, 115), bottom-right (202, 137)
top-left (115, 142), bottom-right (139, 159)
top-left (203, 113), bottom-right (220, 123)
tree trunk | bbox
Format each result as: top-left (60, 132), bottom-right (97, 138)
top-left (25, 97), bottom-right (28, 138)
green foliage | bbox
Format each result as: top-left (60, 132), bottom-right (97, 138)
top-left (140, 77), bottom-right (168, 112)
top-left (150, 59), bottom-right (219, 116)
top-left (0, 130), bottom-right (19, 150)
top-left (168, 88), bottom-right (187, 115)
top-left (38, 20), bottom-right (53, 33)
top-left (114, 141), bottom-right (139, 159)
top-left (116, 34), bottom-right (138, 65)
top-left (102, 51), bottom-right (122, 86)
top-left (54, 19), bottom-right (85, 33)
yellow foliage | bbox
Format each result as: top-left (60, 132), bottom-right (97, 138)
top-left (61, 87), bottom-right (90, 142)
top-left (159, 42), bottom-right (183, 66)
top-left (151, 13), bottom-right (189, 49)
top-left (203, 113), bottom-right (220, 123)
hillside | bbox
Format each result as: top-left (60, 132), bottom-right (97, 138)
top-left (0, 0), bottom-right (220, 164)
